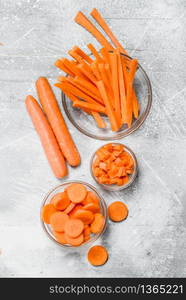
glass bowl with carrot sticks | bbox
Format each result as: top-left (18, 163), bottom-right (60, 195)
top-left (40, 181), bottom-right (107, 248)
top-left (60, 52), bottom-right (152, 141)
top-left (90, 143), bottom-right (138, 191)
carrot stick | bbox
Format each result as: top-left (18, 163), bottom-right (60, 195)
top-left (98, 64), bottom-right (114, 106)
top-left (126, 59), bottom-right (138, 125)
top-left (100, 47), bottom-right (110, 64)
top-left (90, 8), bottom-right (128, 55)
top-left (78, 62), bottom-right (97, 83)
top-left (68, 49), bottom-right (83, 63)
top-left (25, 95), bottom-right (67, 178)
top-left (109, 52), bottom-right (121, 122)
top-left (91, 62), bottom-right (101, 80)
top-left (87, 43), bottom-right (102, 62)
top-left (55, 81), bottom-right (102, 106)
top-left (132, 89), bottom-right (139, 119)
top-left (91, 112), bottom-right (106, 128)
top-left (72, 45), bottom-right (93, 64)
top-left (96, 80), bottom-right (119, 131)
top-left (62, 58), bottom-right (86, 78)
top-left (74, 76), bottom-right (101, 98)
top-left (36, 77), bottom-right (81, 167)
top-left (75, 11), bottom-right (113, 51)
top-left (73, 100), bottom-right (106, 114)
top-left (55, 59), bottom-right (75, 76)
top-left (117, 50), bottom-right (128, 125)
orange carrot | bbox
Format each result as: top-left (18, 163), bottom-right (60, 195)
top-left (100, 47), bottom-right (110, 64)
top-left (66, 183), bottom-right (87, 203)
top-left (50, 212), bottom-right (69, 232)
top-left (61, 58), bottom-right (85, 78)
top-left (25, 95), bottom-right (67, 178)
top-left (69, 204), bottom-right (83, 218)
top-left (90, 213), bottom-right (104, 233)
top-left (82, 191), bottom-right (100, 206)
top-left (91, 62), bottom-right (101, 80)
top-left (73, 100), bottom-right (106, 114)
top-left (64, 202), bottom-right (76, 214)
top-left (36, 77), bottom-right (81, 167)
top-left (78, 62), bottom-right (97, 83)
top-left (83, 203), bottom-right (100, 213)
top-left (98, 63), bottom-right (114, 101)
top-left (91, 112), bottom-right (106, 128)
top-left (41, 204), bottom-right (57, 224)
top-left (90, 8), bottom-right (127, 55)
top-left (117, 50), bottom-right (128, 125)
top-left (64, 219), bottom-right (84, 238)
top-left (87, 43), bottom-right (102, 62)
top-left (72, 45), bottom-right (93, 64)
top-left (53, 231), bottom-right (67, 244)
top-left (68, 49), bottom-right (83, 63)
top-left (74, 209), bottom-right (94, 225)
top-left (51, 192), bottom-right (70, 211)
top-left (74, 76), bottom-right (101, 98)
top-left (109, 52), bottom-right (121, 123)
top-left (87, 245), bottom-right (108, 266)
top-left (75, 11), bottom-right (113, 51)
top-left (65, 233), bottom-right (84, 246)
top-left (55, 59), bottom-right (75, 76)
top-left (108, 201), bottom-right (128, 222)
top-left (96, 80), bottom-right (119, 131)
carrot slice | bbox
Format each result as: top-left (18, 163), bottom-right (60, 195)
top-left (87, 245), bottom-right (108, 266)
top-left (65, 233), bottom-right (84, 246)
top-left (109, 52), bottom-right (121, 123)
top-left (64, 219), bottom-right (84, 238)
top-left (53, 231), bottom-right (67, 244)
top-left (96, 80), bottom-right (119, 131)
top-left (90, 213), bottom-right (104, 233)
top-left (73, 100), bottom-right (106, 114)
top-left (108, 201), bottom-right (128, 222)
top-left (87, 43), bottom-right (102, 62)
top-left (75, 11), bottom-right (113, 51)
top-left (72, 46), bottom-right (93, 64)
top-left (90, 8), bottom-right (127, 55)
top-left (36, 77), bottom-right (81, 167)
top-left (69, 204), bottom-right (83, 218)
top-left (66, 183), bottom-right (87, 203)
top-left (41, 204), bottom-right (57, 224)
top-left (64, 202), bottom-right (76, 214)
top-left (50, 212), bottom-right (69, 232)
top-left (51, 191), bottom-right (70, 211)
top-left (25, 95), bottom-right (67, 178)
top-left (84, 225), bottom-right (91, 236)
top-left (83, 203), bottom-right (100, 213)
top-left (82, 191), bottom-right (100, 206)
top-left (74, 209), bottom-right (94, 225)
top-left (91, 112), bottom-right (106, 129)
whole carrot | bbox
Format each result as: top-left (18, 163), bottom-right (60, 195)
top-left (25, 95), bottom-right (67, 178)
top-left (36, 77), bottom-right (81, 167)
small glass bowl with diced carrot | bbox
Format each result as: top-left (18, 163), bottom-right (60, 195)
top-left (41, 181), bottom-right (107, 248)
top-left (90, 143), bottom-right (138, 191)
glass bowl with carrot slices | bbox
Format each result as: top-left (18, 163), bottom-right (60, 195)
top-left (90, 143), bottom-right (138, 191)
top-left (40, 181), bottom-right (107, 248)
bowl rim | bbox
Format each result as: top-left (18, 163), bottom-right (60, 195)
top-left (40, 180), bottom-right (108, 249)
top-left (90, 143), bottom-right (138, 191)
top-left (61, 53), bottom-right (152, 141)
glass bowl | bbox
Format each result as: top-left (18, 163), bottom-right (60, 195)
top-left (40, 181), bottom-right (107, 248)
top-left (61, 53), bottom-right (152, 140)
top-left (90, 143), bottom-right (138, 191)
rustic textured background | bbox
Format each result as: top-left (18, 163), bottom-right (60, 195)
top-left (0, 0), bottom-right (186, 277)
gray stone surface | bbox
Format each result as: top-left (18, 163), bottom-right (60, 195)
top-left (0, 0), bottom-right (186, 277)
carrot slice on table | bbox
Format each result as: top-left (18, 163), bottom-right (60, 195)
top-left (50, 211), bottom-right (69, 232)
top-left (83, 203), bottom-right (100, 213)
top-left (87, 43), bottom-right (102, 62)
top-left (51, 191), bottom-right (70, 211)
top-left (90, 8), bottom-right (128, 55)
top-left (73, 100), bottom-right (106, 114)
top-left (87, 245), bottom-right (108, 266)
top-left (25, 95), bottom-right (67, 178)
top-left (65, 233), bottom-right (84, 246)
top-left (108, 201), bottom-right (128, 222)
top-left (75, 11), bottom-right (113, 51)
top-left (64, 202), bottom-right (76, 214)
top-left (90, 213), bottom-right (105, 233)
top-left (41, 204), bottom-right (57, 224)
top-left (91, 112), bottom-right (106, 129)
top-left (109, 52), bottom-right (121, 123)
top-left (64, 219), bottom-right (84, 238)
top-left (96, 80), bottom-right (119, 131)
top-left (73, 45), bottom-right (93, 64)
top-left (74, 209), bottom-right (94, 225)
top-left (66, 183), bottom-right (87, 203)
top-left (36, 77), bottom-right (81, 167)
top-left (53, 231), bottom-right (67, 244)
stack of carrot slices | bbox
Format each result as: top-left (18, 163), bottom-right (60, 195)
top-left (55, 8), bottom-right (140, 131)
top-left (92, 144), bottom-right (134, 186)
top-left (41, 183), bottom-right (105, 246)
